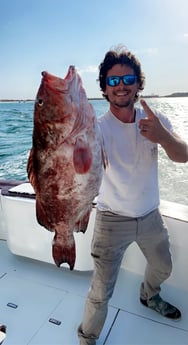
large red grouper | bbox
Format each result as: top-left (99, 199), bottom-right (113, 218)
top-left (27, 66), bottom-right (107, 270)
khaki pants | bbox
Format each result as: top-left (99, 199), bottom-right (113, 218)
top-left (78, 208), bottom-right (172, 345)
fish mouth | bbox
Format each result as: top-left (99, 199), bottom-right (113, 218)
top-left (40, 71), bottom-right (60, 86)
top-left (40, 70), bottom-right (69, 93)
top-left (41, 71), bottom-right (56, 80)
top-left (64, 65), bottom-right (76, 81)
top-left (41, 66), bottom-right (77, 90)
top-left (40, 65), bottom-right (78, 92)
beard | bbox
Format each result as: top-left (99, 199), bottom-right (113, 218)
top-left (110, 97), bottom-right (135, 108)
top-left (113, 99), bottom-right (132, 108)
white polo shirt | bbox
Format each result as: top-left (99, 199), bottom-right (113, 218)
top-left (97, 107), bottom-right (173, 217)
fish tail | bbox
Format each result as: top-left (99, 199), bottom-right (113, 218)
top-left (52, 234), bottom-right (76, 270)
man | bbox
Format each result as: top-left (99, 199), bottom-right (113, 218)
top-left (78, 46), bottom-right (188, 345)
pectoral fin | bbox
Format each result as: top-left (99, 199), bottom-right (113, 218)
top-left (74, 205), bottom-right (92, 233)
top-left (73, 138), bottom-right (92, 174)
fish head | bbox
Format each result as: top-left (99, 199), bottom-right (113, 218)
top-left (34, 66), bottom-right (87, 139)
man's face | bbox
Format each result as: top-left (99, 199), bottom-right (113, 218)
top-left (103, 64), bottom-right (139, 109)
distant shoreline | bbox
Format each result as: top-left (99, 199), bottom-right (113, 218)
top-left (142, 92), bottom-right (188, 99)
top-left (0, 92), bottom-right (188, 102)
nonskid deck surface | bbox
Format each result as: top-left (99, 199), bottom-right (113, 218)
top-left (0, 240), bottom-right (188, 345)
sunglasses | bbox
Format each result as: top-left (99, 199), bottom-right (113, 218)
top-left (106, 74), bottom-right (137, 87)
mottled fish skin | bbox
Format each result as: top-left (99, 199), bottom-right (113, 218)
top-left (27, 66), bottom-right (105, 270)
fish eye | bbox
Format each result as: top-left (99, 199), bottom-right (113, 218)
top-left (37, 99), bottom-right (44, 107)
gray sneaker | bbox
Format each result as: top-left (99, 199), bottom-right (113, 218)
top-left (78, 325), bottom-right (97, 345)
top-left (0, 325), bottom-right (6, 345)
top-left (140, 294), bottom-right (181, 320)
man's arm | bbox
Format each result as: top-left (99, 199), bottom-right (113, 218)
top-left (139, 99), bottom-right (188, 163)
top-left (158, 130), bottom-right (188, 163)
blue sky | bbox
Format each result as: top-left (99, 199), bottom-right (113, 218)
top-left (0, 0), bottom-right (188, 99)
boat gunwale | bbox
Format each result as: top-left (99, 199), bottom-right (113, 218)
top-left (1, 179), bottom-right (188, 222)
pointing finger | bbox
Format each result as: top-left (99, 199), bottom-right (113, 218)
top-left (140, 99), bottom-right (156, 119)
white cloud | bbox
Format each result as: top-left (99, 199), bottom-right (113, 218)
top-left (134, 48), bottom-right (158, 57)
top-left (77, 65), bottom-right (98, 75)
top-left (144, 48), bottom-right (158, 55)
top-left (183, 33), bottom-right (188, 37)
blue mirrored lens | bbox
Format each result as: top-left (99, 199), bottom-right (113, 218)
top-left (123, 75), bottom-right (137, 85)
top-left (106, 75), bottom-right (137, 86)
top-left (107, 76), bottom-right (120, 86)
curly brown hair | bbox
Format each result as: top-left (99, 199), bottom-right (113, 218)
top-left (98, 45), bottom-right (145, 102)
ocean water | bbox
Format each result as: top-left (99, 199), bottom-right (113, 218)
top-left (0, 98), bottom-right (188, 205)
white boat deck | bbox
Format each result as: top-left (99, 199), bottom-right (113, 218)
top-left (0, 181), bottom-right (188, 344)
top-left (1, 240), bottom-right (188, 345)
